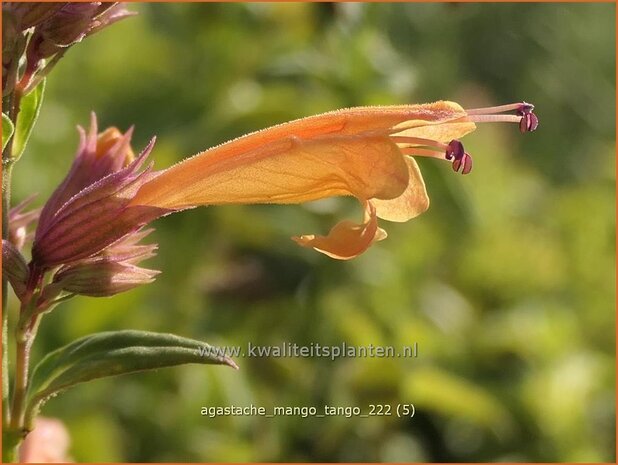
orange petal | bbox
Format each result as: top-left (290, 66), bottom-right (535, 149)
top-left (131, 101), bottom-right (468, 210)
top-left (371, 157), bottom-right (430, 222)
top-left (96, 127), bottom-right (135, 164)
top-left (292, 201), bottom-right (386, 260)
top-left (132, 135), bottom-right (409, 209)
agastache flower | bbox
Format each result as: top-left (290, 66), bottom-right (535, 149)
top-left (31, 100), bottom-right (537, 287)
top-left (128, 100), bottom-right (538, 259)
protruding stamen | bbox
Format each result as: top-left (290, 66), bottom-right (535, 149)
top-left (397, 137), bottom-right (473, 175)
top-left (466, 101), bottom-right (534, 115)
top-left (465, 101), bottom-right (538, 134)
top-left (394, 101), bottom-right (537, 177)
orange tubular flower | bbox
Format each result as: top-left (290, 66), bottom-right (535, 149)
top-left (130, 101), bottom-right (537, 260)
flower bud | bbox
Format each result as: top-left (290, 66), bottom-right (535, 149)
top-left (34, 3), bottom-right (99, 57)
top-left (3, 3), bottom-right (67, 31)
top-left (49, 260), bottom-right (159, 297)
top-left (38, 113), bottom-right (135, 232)
top-left (87, 3), bottom-right (135, 36)
top-left (47, 230), bottom-right (159, 298)
top-left (2, 239), bottom-right (30, 299)
top-left (2, 7), bottom-right (19, 54)
top-left (2, 8), bottom-right (21, 95)
top-left (32, 139), bottom-right (168, 269)
top-left (26, 2), bottom-right (135, 60)
top-left (40, 227), bottom-right (158, 301)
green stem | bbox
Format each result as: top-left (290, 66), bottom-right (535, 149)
top-left (2, 51), bottom-right (25, 461)
top-left (5, 302), bottom-right (40, 462)
top-left (2, 164), bottom-right (12, 427)
top-left (2, 310), bottom-right (8, 426)
top-left (2, 48), bottom-right (20, 432)
top-left (9, 328), bottom-right (31, 430)
top-left (2, 430), bottom-right (20, 462)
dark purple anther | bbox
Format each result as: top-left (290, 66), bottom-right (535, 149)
top-left (445, 139), bottom-right (472, 174)
top-left (518, 102), bottom-right (535, 114)
top-left (519, 112), bottom-right (539, 133)
top-left (516, 102), bottom-right (538, 133)
top-left (445, 139), bottom-right (464, 161)
top-left (452, 152), bottom-right (472, 175)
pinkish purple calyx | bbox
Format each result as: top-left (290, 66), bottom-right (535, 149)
top-left (41, 228), bottom-right (160, 299)
top-left (37, 113), bottom-right (135, 232)
top-left (32, 137), bottom-right (170, 269)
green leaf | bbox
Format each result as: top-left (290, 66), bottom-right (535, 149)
top-left (27, 330), bottom-right (237, 422)
top-left (2, 113), bottom-right (14, 152)
top-left (11, 79), bottom-right (45, 161)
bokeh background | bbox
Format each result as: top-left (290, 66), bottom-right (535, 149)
top-left (9, 2), bottom-right (615, 462)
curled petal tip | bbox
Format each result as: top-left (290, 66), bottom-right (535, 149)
top-left (292, 201), bottom-right (385, 260)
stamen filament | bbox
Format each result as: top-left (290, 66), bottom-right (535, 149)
top-left (467, 114), bottom-right (522, 124)
top-left (466, 102), bottom-right (533, 115)
top-left (400, 147), bottom-right (445, 159)
top-left (390, 136), bottom-right (448, 150)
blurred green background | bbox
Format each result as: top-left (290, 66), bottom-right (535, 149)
top-left (9, 2), bottom-right (615, 462)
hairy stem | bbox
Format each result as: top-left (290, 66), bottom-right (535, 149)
top-left (2, 48), bottom-right (20, 430)
top-left (5, 301), bottom-right (40, 462)
top-left (2, 53), bottom-right (25, 461)
top-left (2, 164), bottom-right (13, 427)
